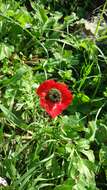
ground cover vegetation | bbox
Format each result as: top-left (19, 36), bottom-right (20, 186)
top-left (0, 0), bottom-right (107, 189)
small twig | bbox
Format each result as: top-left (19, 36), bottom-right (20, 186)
top-left (4, 133), bottom-right (32, 140)
top-left (24, 57), bottom-right (46, 66)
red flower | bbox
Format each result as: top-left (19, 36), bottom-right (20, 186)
top-left (36, 80), bottom-right (73, 118)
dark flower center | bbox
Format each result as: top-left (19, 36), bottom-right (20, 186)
top-left (46, 88), bottom-right (61, 102)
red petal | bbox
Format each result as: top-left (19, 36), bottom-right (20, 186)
top-left (36, 80), bottom-right (56, 96)
top-left (40, 97), bottom-right (63, 118)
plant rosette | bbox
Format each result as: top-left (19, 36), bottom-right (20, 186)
top-left (36, 80), bottom-right (73, 118)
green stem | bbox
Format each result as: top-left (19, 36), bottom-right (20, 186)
top-left (95, 0), bottom-right (107, 36)
top-left (97, 35), bottom-right (107, 41)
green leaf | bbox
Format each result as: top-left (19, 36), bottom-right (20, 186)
top-left (0, 104), bottom-right (28, 130)
top-left (54, 178), bottom-right (75, 190)
top-left (0, 43), bottom-right (14, 60)
top-left (78, 159), bottom-right (92, 179)
top-left (39, 6), bottom-right (48, 23)
top-left (76, 138), bottom-right (90, 151)
top-left (78, 93), bottom-right (90, 103)
top-left (15, 8), bottom-right (32, 27)
top-left (96, 123), bottom-right (107, 144)
top-left (2, 67), bottom-right (27, 86)
top-left (85, 121), bottom-right (97, 142)
top-left (81, 150), bottom-right (95, 162)
top-left (4, 159), bottom-right (17, 179)
top-left (99, 145), bottom-right (107, 167)
top-left (54, 184), bottom-right (72, 190)
top-left (61, 113), bottom-right (84, 134)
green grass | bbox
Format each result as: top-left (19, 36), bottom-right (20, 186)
top-left (0, 0), bottom-right (107, 189)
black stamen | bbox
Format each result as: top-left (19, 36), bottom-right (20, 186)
top-left (46, 88), bottom-right (61, 102)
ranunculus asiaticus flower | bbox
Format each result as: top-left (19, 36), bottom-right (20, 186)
top-left (36, 80), bottom-right (73, 118)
